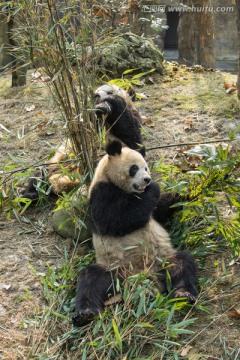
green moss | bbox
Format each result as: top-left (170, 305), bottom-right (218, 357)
top-left (162, 67), bottom-right (239, 116)
top-left (0, 75), bottom-right (11, 95)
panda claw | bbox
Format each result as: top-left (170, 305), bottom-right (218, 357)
top-left (72, 308), bottom-right (98, 327)
top-left (171, 289), bottom-right (197, 304)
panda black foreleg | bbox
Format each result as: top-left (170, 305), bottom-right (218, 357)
top-left (160, 252), bottom-right (198, 303)
top-left (153, 192), bottom-right (183, 224)
top-left (101, 96), bottom-right (143, 150)
top-left (72, 264), bottom-right (119, 327)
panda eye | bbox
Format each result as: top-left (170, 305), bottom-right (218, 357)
top-left (145, 167), bottom-right (148, 171)
top-left (129, 165), bottom-right (139, 177)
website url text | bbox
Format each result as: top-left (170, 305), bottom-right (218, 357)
top-left (141, 5), bottom-right (235, 13)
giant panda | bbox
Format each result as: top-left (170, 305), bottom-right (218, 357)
top-left (72, 140), bottom-right (198, 327)
top-left (94, 84), bottom-right (142, 150)
top-left (20, 85), bottom-right (143, 200)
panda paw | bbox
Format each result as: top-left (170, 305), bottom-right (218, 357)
top-left (20, 190), bottom-right (39, 201)
top-left (95, 101), bottom-right (112, 117)
top-left (171, 288), bottom-right (197, 304)
top-left (72, 308), bottom-right (99, 327)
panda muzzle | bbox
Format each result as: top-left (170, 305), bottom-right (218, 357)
top-left (134, 176), bottom-right (151, 191)
top-left (133, 184), bottom-right (148, 192)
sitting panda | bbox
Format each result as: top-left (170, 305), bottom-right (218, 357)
top-left (20, 85), bottom-right (143, 200)
top-left (72, 140), bottom-right (198, 327)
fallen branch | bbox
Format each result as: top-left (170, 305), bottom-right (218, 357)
top-left (0, 159), bottom-right (76, 186)
top-left (0, 138), bottom-right (234, 186)
top-left (146, 138), bottom-right (232, 151)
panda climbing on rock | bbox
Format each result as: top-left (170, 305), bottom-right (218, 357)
top-left (20, 84), bottom-right (143, 200)
top-left (72, 140), bottom-right (198, 327)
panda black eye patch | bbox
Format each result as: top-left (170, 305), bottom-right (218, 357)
top-left (129, 165), bottom-right (139, 177)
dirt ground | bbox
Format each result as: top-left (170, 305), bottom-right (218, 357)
top-left (0, 63), bottom-right (240, 359)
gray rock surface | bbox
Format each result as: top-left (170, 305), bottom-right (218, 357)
top-left (52, 208), bottom-right (92, 242)
top-left (98, 32), bottom-right (164, 76)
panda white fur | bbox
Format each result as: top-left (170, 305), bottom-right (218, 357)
top-left (73, 140), bottom-right (198, 327)
top-left (94, 84), bottom-right (136, 109)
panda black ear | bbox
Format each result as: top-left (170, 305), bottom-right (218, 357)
top-left (106, 140), bottom-right (122, 156)
top-left (139, 146), bottom-right (146, 158)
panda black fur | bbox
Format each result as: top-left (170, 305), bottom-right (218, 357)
top-left (72, 140), bottom-right (198, 327)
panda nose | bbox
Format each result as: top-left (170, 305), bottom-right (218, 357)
top-left (144, 177), bottom-right (151, 185)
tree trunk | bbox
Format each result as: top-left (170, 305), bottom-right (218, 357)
top-left (178, 0), bottom-right (215, 67)
top-left (7, 6), bottom-right (27, 87)
top-left (178, 11), bottom-right (195, 66)
top-left (0, 14), bottom-right (11, 69)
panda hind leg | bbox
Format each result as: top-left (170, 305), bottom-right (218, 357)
top-left (161, 251), bottom-right (198, 303)
top-left (72, 264), bottom-right (118, 327)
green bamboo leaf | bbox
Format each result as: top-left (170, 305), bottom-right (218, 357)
top-left (112, 319), bottom-right (122, 352)
top-left (8, 155), bottom-right (26, 163)
top-left (108, 79), bottom-right (128, 88)
top-left (166, 305), bottom-right (175, 328)
top-left (122, 68), bottom-right (140, 75)
top-left (52, 311), bottom-right (68, 319)
top-left (169, 328), bottom-right (193, 335)
top-left (229, 123), bottom-right (240, 140)
top-left (136, 293), bottom-right (145, 318)
top-left (136, 322), bottom-right (153, 328)
top-left (132, 69), bottom-right (155, 79)
top-left (131, 79), bottom-right (144, 86)
top-left (81, 348), bottom-right (87, 360)
top-left (170, 317), bottom-right (197, 328)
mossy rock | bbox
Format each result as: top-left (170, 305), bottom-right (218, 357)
top-left (52, 208), bottom-right (92, 242)
top-left (98, 32), bottom-right (164, 76)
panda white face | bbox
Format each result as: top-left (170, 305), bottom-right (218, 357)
top-left (94, 84), bottom-right (131, 105)
top-left (106, 144), bottom-right (151, 194)
top-left (129, 163), bottom-right (151, 193)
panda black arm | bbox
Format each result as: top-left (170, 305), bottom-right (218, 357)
top-left (95, 95), bottom-right (142, 149)
top-left (90, 180), bottom-right (160, 237)
top-left (108, 98), bottom-right (142, 149)
top-left (153, 192), bottom-right (182, 224)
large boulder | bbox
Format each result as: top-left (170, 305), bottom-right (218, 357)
top-left (52, 206), bottom-right (92, 242)
top-left (98, 32), bottom-right (164, 76)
